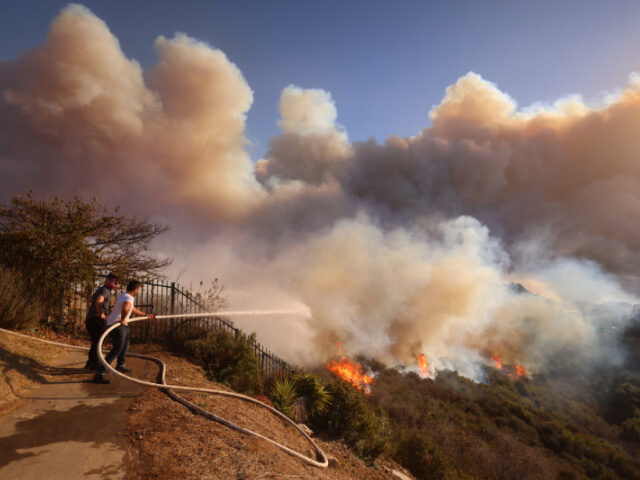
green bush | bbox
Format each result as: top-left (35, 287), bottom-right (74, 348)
top-left (393, 432), bottom-right (452, 480)
top-left (0, 266), bottom-right (41, 329)
top-left (182, 330), bottom-right (263, 395)
top-left (268, 373), bottom-right (331, 423)
top-left (310, 376), bottom-right (389, 463)
top-left (622, 413), bottom-right (640, 442)
top-left (538, 420), bottom-right (572, 453)
top-left (291, 373), bottom-right (331, 422)
top-left (270, 376), bottom-right (298, 418)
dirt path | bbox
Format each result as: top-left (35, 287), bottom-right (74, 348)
top-left (0, 348), bottom-right (153, 480)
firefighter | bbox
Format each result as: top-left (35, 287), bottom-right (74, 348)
top-left (84, 273), bottom-right (119, 370)
top-left (93, 280), bottom-right (155, 384)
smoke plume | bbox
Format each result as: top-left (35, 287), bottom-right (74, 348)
top-left (2, 4), bottom-right (639, 377)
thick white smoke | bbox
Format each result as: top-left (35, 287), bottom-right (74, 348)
top-left (1, 4), bottom-right (638, 377)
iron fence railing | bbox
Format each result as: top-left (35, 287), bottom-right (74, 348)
top-left (60, 275), bottom-right (295, 378)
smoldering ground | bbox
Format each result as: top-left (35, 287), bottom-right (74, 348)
top-left (2, 4), bottom-right (639, 378)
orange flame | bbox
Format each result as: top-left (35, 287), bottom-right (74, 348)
top-left (514, 364), bottom-right (527, 377)
top-left (416, 353), bottom-right (429, 377)
top-left (489, 356), bottom-right (529, 379)
top-left (490, 356), bottom-right (503, 369)
top-left (335, 342), bottom-right (342, 358)
top-left (326, 357), bottom-right (374, 393)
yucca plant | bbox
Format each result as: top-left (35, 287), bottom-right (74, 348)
top-left (291, 373), bottom-right (332, 423)
top-left (270, 376), bottom-right (298, 418)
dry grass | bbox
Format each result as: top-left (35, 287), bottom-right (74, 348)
top-left (0, 329), bottom-right (75, 416)
top-left (126, 344), bottom-right (412, 480)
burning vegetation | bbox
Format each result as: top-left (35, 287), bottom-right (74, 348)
top-left (325, 348), bottom-right (533, 394)
top-left (489, 355), bottom-right (529, 379)
top-left (490, 356), bottom-right (503, 369)
top-left (416, 353), bottom-right (429, 378)
top-left (313, 330), bottom-right (640, 480)
top-left (325, 357), bottom-right (374, 393)
top-left (325, 342), bottom-right (375, 393)
top-left (310, 342), bottom-right (640, 480)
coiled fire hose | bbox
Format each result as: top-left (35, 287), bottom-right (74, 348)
top-left (0, 313), bottom-right (329, 468)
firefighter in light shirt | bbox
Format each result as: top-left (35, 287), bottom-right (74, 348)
top-left (92, 280), bottom-right (155, 384)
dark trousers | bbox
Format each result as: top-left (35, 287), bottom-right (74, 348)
top-left (85, 315), bottom-right (106, 368)
top-left (97, 325), bottom-right (130, 374)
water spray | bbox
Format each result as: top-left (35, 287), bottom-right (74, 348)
top-left (154, 309), bottom-right (311, 319)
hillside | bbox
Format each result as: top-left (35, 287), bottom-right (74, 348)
top-left (0, 332), bottom-right (413, 480)
top-left (295, 308), bottom-right (640, 480)
top-left (126, 344), bottom-right (413, 479)
top-left (364, 365), bottom-right (640, 479)
top-left (2, 320), bottom-right (639, 480)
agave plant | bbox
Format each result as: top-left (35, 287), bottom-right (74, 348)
top-left (269, 376), bottom-right (298, 418)
top-left (291, 373), bottom-right (332, 422)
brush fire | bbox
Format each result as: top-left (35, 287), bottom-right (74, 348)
top-left (489, 356), bottom-right (529, 379)
top-left (416, 353), bottom-right (429, 378)
top-left (326, 349), bottom-right (529, 391)
top-left (325, 357), bottom-right (374, 393)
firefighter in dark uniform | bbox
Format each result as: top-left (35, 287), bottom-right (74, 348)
top-left (84, 273), bottom-right (119, 370)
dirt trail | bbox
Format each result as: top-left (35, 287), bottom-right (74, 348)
top-left (0, 348), bottom-right (153, 480)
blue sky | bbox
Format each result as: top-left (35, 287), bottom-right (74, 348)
top-left (2, 0), bottom-right (640, 159)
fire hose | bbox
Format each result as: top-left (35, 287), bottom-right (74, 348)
top-left (0, 313), bottom-right (329, 468)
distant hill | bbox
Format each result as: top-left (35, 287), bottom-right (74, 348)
top-left (357, 354), bottom-right (640, 479)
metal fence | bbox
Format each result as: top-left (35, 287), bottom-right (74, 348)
top-left (61, 276), bottom-right (295, 378)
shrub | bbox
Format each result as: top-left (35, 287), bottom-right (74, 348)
top-left (538, 420), bottom-right (572, 453)
top-left (268, 373), bottom-right (331, 422)
top-left (182, 330), bottom-right (263, 395)
top-left (270, 376), bottom-right (298, 417)
top-left (0, 266), bottom-right (41, 329)
top-left (393, 432), bottom-right (451, 480)
top-left (291, 373), bottom-right (331, 422)
top-left (593, 374), bottom-right (640, 425)
top-left (310, 376), bottom-right (389, 463)
top-left (621, 412), bottom-right (640, 443)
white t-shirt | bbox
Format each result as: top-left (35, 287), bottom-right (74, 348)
top-left (107, 292), bottom-right (135, 326)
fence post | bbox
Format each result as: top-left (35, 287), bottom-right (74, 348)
top-left (57, 287), bottom-right (65, 328)
top-left (170, 282), bottom-right (176, 343)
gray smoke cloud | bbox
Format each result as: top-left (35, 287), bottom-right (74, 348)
top-left (1, 4), bottom-right (638, 377)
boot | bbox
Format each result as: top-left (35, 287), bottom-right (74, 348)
top-left (84, 361), bottom-right (98, 370)
top-left (92, 373), bottom-right (110, 384)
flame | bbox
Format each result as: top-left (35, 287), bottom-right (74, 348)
top-left (514, 364), bottom-right (527, 377)
top-left (489, 356), bottom-right (529, 379)
top-left (416, 353), bottom-right (429, 377)
top-left (326, 357), bottom-right (374, 393)
top-left (490, 356), bottom-right (503, 369)
top-left (335, 341), bottom-right (342, 358)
